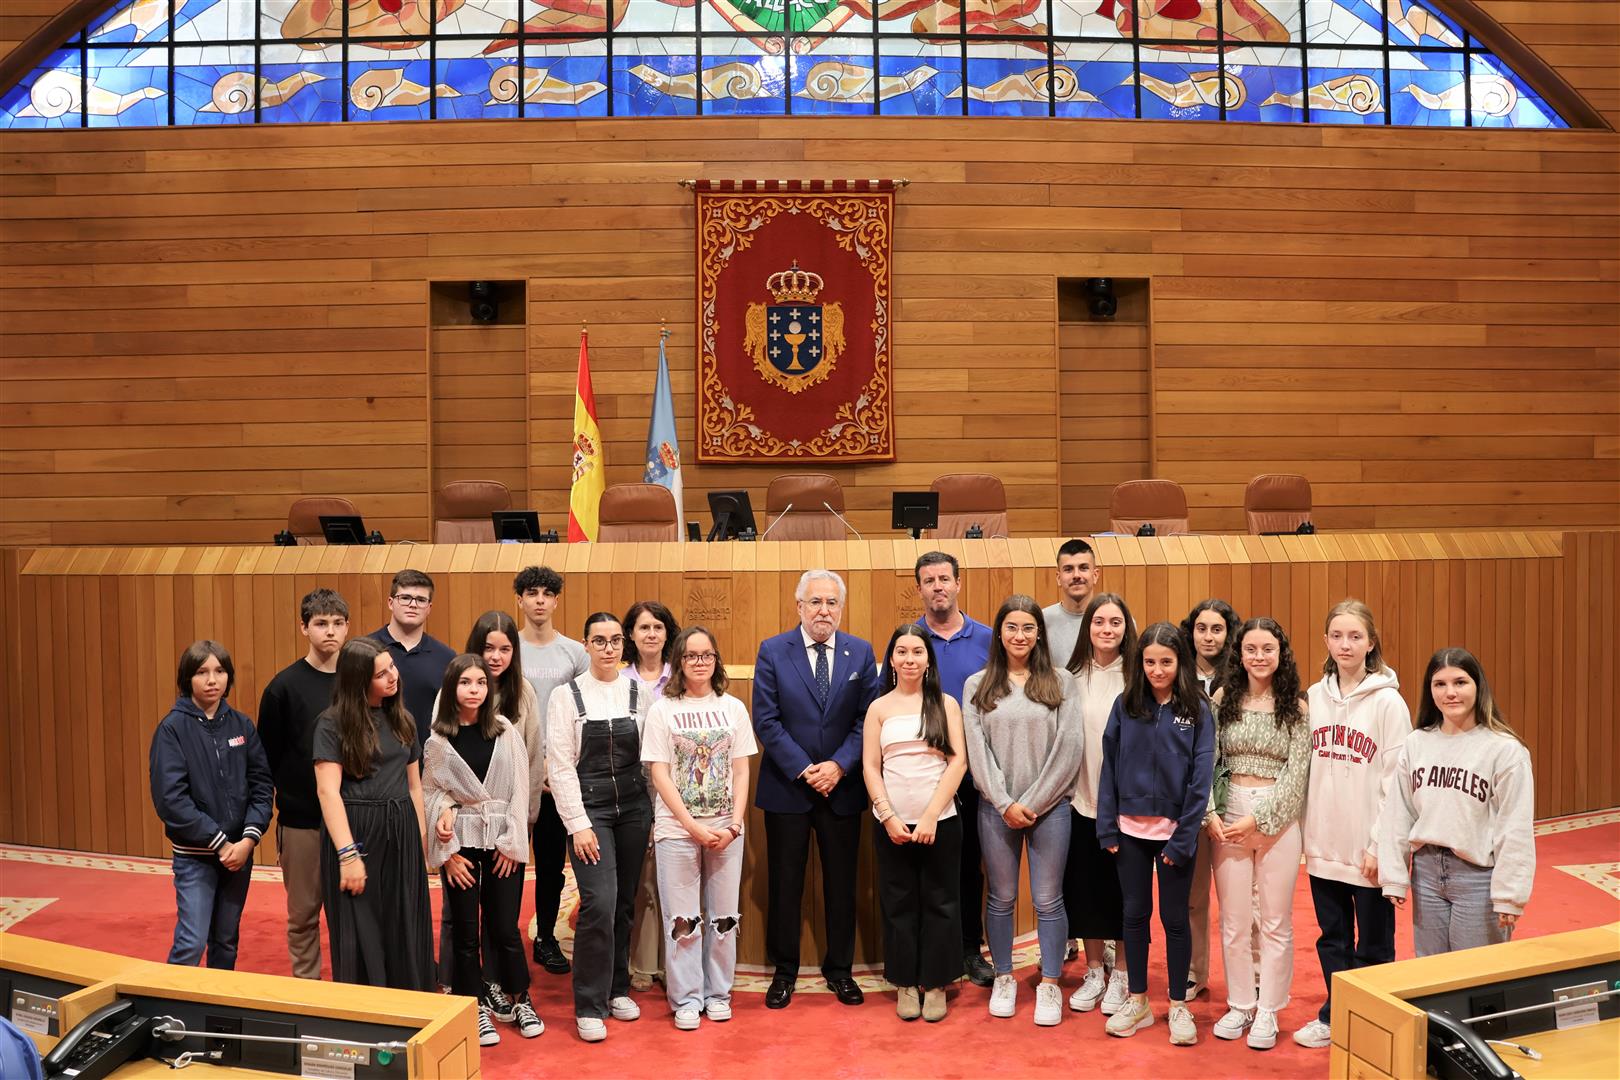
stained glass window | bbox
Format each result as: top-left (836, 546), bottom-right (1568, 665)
top-left (0, 0), bottom-right (1570, 128)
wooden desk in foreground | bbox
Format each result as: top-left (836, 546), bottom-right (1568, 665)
top-left (0, 933), bottom-right (477, 1078)
top-left (1329, 922), bottom-right (1620, 1079)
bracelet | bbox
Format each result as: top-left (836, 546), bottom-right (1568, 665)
top-left (338, 850), bottom-right (364, 864)
top-left (874, 808), bottom-right (894, 824)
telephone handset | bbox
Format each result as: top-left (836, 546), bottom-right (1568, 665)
top-left (41, 999), bottom-right (152, 1080)
top-left (1425, 1008), bottom-right (1520, 1080)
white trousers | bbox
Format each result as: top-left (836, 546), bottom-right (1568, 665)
top-left (654, 832), bottom-right (744, 1012)
top-left (1213, 782), bottom-right (1302, 1012)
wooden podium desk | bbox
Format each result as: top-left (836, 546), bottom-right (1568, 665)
top-left (0, 933), bottom-right (477, 1078)
top-left (1329, 922), bottom-right (1620, 1079)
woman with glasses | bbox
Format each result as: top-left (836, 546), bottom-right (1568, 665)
top-left (545, 612), bottom-right (650, 1044)
top-left (622, 600), bottom-right (680, 993)
top-left (641, 626), bottom-right (757, 1030)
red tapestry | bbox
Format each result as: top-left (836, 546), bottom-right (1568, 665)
top-left (695, 180), bottom-right (894, 463)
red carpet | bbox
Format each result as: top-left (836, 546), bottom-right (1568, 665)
top-left (3, 811), bottom-right (1617, 1079)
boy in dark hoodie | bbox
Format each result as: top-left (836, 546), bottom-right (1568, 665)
top-left (149, 640), bottom-right (273, 969)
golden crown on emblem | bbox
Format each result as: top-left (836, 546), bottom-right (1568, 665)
top-left (766, 261), bottom-right (824, 304)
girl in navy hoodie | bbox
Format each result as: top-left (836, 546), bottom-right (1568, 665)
top-left (149, 640), bottom-right (273, 969)
top-left (1096, 622), bottom-right (1214, 1046)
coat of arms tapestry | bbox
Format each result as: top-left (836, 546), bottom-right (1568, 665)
top-left (695, 180), bottom-right (895, 464)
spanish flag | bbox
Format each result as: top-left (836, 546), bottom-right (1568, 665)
top-left (567, 327), bottom-right (605, 542)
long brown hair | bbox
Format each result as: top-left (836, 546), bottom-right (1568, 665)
top-left (664, 625), bottom-right (729, 699)
top-left (465, 610), bottom-right (524, 718)
top-left (1067, 593), bottom-right (1137, 675)
top-left (882, 624), bottom-right (951, 753)
top-left (330, 637), bottom-right (415, 779)
top-left (1122, 621), bottom-right (1205, 723)
top-left (972, 594), bottom-right (1065, 712)
top-left (433, 654), bottom-right (501, 741)
top-left (1217, 617), bottom-right (1305, 730)
top-left (1320, 598), bottom-right (1391, 679)
top-left (1417, 647), bottom-right (1522, 744)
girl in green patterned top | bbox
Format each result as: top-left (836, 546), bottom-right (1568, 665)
top-left (1205, 617), bottom-right (1311, 1052)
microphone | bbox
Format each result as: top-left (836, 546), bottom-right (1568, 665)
top-left (761, 502), bottom-right (793, 539)
top-left (823, 501), bottom-right (863, 540)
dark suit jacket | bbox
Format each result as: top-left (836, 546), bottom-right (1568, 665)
top-left (751, 628), bottom-right (881, 815)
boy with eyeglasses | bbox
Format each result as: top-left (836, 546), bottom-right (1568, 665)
top-left (369, 569), bottom-right (456, 747)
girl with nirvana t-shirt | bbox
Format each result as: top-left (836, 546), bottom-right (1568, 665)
top-left (424, 655), bottom-right (539, 1045)
top-left (1378, 648), bottom-right (1534, 958)
top-left (641, 626), bottom-right (758, 1031)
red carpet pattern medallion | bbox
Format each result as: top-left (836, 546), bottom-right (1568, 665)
top-left (695, 179), bottom-right (895, 464)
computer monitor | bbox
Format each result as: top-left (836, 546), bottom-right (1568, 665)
top-left (891, 491), bottom-right (940, 539)
top-left (319, 515), bottom-right (367, 545)
top-left (706, 490), bottom-right (757, 541)
top-left (491, 510), bottom-right (543, 543)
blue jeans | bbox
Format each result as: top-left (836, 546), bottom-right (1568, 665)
top-left (169, 853), bottom-right (252, 969)
top-left (978, 801), bottom-right (1069, 979)
top-left (1411, 846), bottom-right (1511, 958)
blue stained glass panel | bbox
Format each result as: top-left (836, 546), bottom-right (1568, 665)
top-left (1226, 48), bottom-right (1305, 124)
top-left (1308, 51), bottom-right (1387, 125)
top-left (792, 51), bottom-right (879, 116)
top-left (1053, 47), bottom-right (1134, 120)
top-left (86, 49), bottom-right (168, 127)
top-left (435, 55), bottom-right (517, 120)
top-left (965, 57), bottom-right (1055, 118)
top-left (876, 40), bottom-right (961, 117)
top-left (700, 52), bottom-right (787, 115)
top-left (260, 63), bottom-right (343, 123)
top-left (1389, 49), bottom-right (1464, 126)
top-left (174, 46), bottom-right (257, 124)
top-left (1470, 52), bottom-right (1566, 129)
top-left (2, 51), bottom-right (82, 129)
top-left (1136, 62), bottom-right (1225, 122)
top-left (522, 57), bottom-right (611, 117)
top-left (612, 42), bottom-right (699, 117)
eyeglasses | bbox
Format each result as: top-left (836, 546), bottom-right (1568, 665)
top-left (800, 598), bottom-right (841, 610)
top-left (1003, 624), bottom-right (1039, 639)
top-left (683, 652), bottom-right (718, 664)
top-left (392, 594), bottom-right (431, 607)
top-left (587, 635), bottom-right (625, 650)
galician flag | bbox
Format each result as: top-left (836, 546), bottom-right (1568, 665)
top-left (567, 327), bottom-right (605, 542)
top-left (642, 328), bottom-right (685, 537)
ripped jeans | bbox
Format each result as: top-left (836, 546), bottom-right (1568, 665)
top-left (654, 828), bottom-right (745, 1012)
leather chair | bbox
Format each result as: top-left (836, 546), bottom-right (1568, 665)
top-left (764, 473), bottom-right (848, 541)
top-left (1108, 479), bottom-right (1190, 537)
top-left (929, 472), bottom-right (1009, 539)
top-left (286, 497), bottom-right (360, 545)
top-left (1244, 473), bottom-right (1313, 535)
top-left (598, 483), bottom-right (680, 542)
top-left (433, 481), bottom-right (511, 543)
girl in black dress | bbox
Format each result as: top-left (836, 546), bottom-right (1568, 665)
top-left (313, 637), bottom-right (434, 989)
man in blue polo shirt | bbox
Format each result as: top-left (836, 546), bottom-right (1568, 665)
top-left (913, 550), bottom-right (995, 987)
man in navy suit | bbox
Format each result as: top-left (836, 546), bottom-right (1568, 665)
top-left (753, 569), bottom-right (881, 1009)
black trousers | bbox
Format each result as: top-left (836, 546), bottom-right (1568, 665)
top-left (876, 815), bottom-right (964, 989)
top-left (569, 798), bottom-right (651, 1018)
top-left (955, 778), bottom-right (986, 951)
top-left (441, 848), bottom-right (530, 999)
top-left (1117, 833), bottom-right (1194, 998)
top-left (1309, 874), bottom-right (1396, 1024)
top-left (532, 792), bottom-right (569, 944)
top-left (764, 803), bottom-right (862, 980)
top-left (1065, 809), bottom-right (1124, 940)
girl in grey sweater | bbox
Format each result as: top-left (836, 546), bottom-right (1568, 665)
top-left (963, 595), bottom-right (1084, 1028)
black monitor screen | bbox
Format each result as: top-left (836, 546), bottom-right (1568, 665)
top-left (319, 515), bottom-right (367, 545)
top-left (492, 511), bottom-right (541, 543)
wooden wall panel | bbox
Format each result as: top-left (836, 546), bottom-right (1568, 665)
top-left (430, 323), bottom-right (526, 500)
top-left (1, 532), bottom-right (1613, 864)
top-left (2, 116), bottom-right (1615, 543)
top-left (1059, 320), bottom-right (1151, 536)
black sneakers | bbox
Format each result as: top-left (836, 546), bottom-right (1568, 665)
top-left (533, 937), bottom-right (571, 975)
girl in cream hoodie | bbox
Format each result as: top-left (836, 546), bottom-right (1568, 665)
top-left (1294, 600), bottom-right (1410, 1049)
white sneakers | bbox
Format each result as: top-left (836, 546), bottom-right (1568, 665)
top-left (1167, 1001), bottom-right (1197, 1046)
top-left (1033, 983), bottom-right (1063, 1027)
top-left (1213, 1007), bottom-right (1255, 1040)
top-left (608, 996), bottom-right (641, 1022)
top-left (705, 1000), bottom-right (733, 1022)
top-left (1069, 967), bottom-right (1106, 1012)
top-left (1248, 1008), bottom-right (1279, 1050)
top-left (1098, 968), bottom-right (1130, 1015)
top-left (575, 1017), bottom-right (607, 1043)
top-left (1104, 993), bottom-right (1155, 1037)
top-left (989, 974), bottom-right (1018, 1018)
top-left (1294, 1018), bottom-right (1332, 1048)
top-left (673, 1008), bottom-right (702, 1031)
